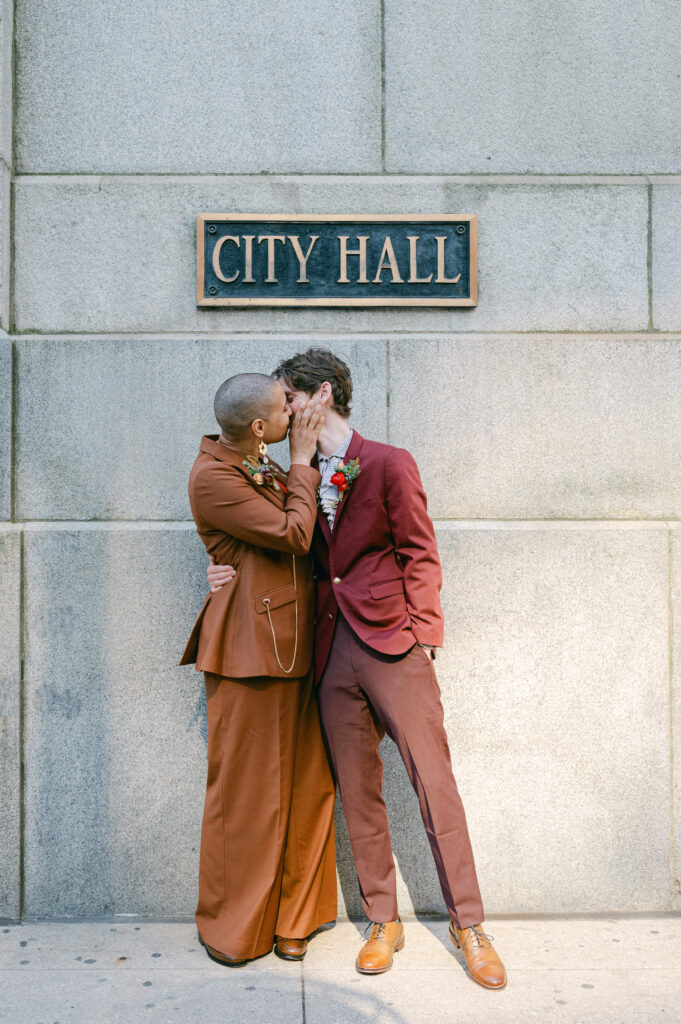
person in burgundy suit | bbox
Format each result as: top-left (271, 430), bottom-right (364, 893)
top-left (208, 348), bottom-right (506, 989)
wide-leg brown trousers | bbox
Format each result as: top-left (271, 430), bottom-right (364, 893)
top-left (196, 670), bottom-right (337, 961)
top-left (318, 615), bottom-right (484, 929)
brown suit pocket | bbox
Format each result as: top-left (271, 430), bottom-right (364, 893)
top-left (254, 583), bottom-right (297, 614)
top-left (369, 578), bottom-right (405, 600)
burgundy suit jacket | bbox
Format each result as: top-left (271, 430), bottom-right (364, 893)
top-left (312, 430), bottom-right (444, 682)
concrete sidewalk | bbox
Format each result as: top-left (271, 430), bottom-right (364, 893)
top-left (1, 916), bottom-right (680, 1024)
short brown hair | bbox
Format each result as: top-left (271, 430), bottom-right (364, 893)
top-left (273, 347), bottom-right (353, 418)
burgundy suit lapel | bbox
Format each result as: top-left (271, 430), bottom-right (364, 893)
top-left (311, 451), bottom-right (332, 543)
top-left (328, 430), bottom-right (364, 537)
top-left (317, 505), bottom-right (332, 542)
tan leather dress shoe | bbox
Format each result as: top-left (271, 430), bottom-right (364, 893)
top-left (197, 932), bottom-right (247, 967)
top-left (274, 936), bottom-right (308, 961)
top-left (449, 922), bottom-right (507, 989)
top-left (356, 920), bottom-right (405, 974)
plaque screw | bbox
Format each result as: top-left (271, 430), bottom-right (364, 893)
top-left (456, 225), bottom-right (466, 235)
top-left (209, 286), bottom-right (217, 295)
top-left (208, 224), bottom-right (217, 234)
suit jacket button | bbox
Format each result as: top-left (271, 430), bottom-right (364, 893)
top-left (332, 576), bottom-right (341, 584)
top-left (328, 613), bottom-right (334, 620)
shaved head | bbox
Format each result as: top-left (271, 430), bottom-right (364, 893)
top-left (214, 373), bottom-right (281, 439)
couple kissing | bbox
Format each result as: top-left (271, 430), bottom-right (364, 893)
top-left (181, 346), bottom-right (506, 989)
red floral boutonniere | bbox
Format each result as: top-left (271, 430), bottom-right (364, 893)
top-left (243, 455), bottom-right (288, 493)
top-left (330, 457), bottom-right (360, 504)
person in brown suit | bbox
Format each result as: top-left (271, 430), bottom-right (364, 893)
top-left (180, 373), bottom-right (337, 966)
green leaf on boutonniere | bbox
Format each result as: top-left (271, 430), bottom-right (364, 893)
top-left (330, 457), bottom-right (361, 502)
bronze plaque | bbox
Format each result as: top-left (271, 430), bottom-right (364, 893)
top-left (197, 214), bottom-right (477, 307)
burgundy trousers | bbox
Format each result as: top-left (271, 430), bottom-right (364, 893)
top-left (318, 614), bottom-right (484, 929)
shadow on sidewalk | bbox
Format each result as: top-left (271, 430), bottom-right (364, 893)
top-left (302, 975), bottom-right (411, 1024)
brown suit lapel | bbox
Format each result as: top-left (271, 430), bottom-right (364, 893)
top-left (199, 435), bottom-right (287, 510)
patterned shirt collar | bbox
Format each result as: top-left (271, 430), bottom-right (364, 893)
top-left (318, 429), bottom-right (353, 466)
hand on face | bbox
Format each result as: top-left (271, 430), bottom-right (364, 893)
top-left (288, 398), bottom-right (324, 465)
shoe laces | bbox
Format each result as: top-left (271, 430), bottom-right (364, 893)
top-left (365, 921), bottom-right (388, 941)
top-left (462, 925), bottom-right (493, 950)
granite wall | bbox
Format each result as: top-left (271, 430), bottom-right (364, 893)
top-left (1, 0), bottom-right (680, 920)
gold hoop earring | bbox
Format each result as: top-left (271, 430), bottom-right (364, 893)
top-left (258, 440), bottom-right (268, 459)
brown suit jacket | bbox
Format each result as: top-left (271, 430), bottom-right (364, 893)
top-left (180, 435), bottom-right (321, 679)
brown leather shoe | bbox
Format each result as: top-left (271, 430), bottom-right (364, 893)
top-left (449, 922), bottom-right (507, 989)
top-left (356, 920), bottom-right (405, 974)
top-left (274, 936), bottom-right (308, 961)
top-left (197, 932), bottom-right (247, 967)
